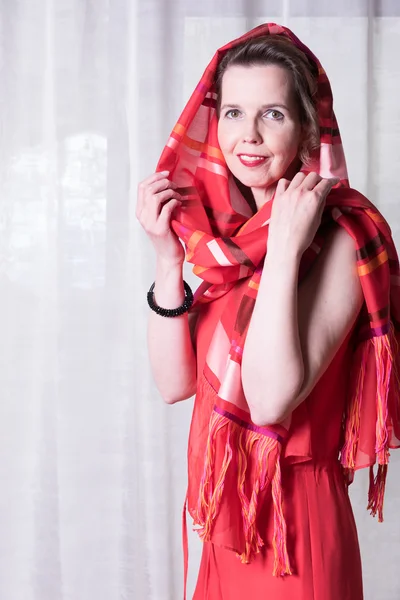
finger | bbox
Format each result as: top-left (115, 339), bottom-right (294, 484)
top-left (140, 189), bottom-right (179, 224)
top-left (147, 189), bottom-right (182, 220)
top-left (143, 170), bottom-right (171, 186)
top-left (313, 177), bottom-right (340, 199)
top-left (137, 171), bottom-right (174, 202)
top-left (300, 172), bottom-right (322, 191)
top-left (288, 172), bottom-right (307, 189)
top-left (158, 198), bottom-right (182, 228)
top-left (137, 171), bottom-right (170, 214)
top-left (148, 178), bottom-right (178, 196)
top-left (156, 188), bottom-right (182, 207)
top-left (140, 195), bottom-right (182, 233)
top-left (276, 178), bottom-right (290, 195)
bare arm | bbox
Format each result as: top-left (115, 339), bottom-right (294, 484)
top-left (147, 260), bottom-right (197, 404)
top-left (137, 171), bottom-right (197, 404)
top-left (241, 174), bottom-right (363, 425)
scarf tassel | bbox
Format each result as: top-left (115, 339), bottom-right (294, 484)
top-left (193, 408), bottom-right (292, 576)
top-left (366, 333), bottom-right (393, 522)
top-left (373, 334), bottom-right (392, 465)
top-left (367, 463), bottom-right (388, 522)
top-left (194, 409), bottom-right (234, 540)
top-left (271, 454), bottom-right (292, 576)
top-left (342, 331), bottom-right (395, 521)
top-left (340, 341), bottom-right (369, 473)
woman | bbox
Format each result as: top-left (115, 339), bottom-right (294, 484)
top-left (136, 23), bottom-right (400, 600)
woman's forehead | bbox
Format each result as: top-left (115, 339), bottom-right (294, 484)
top-left (219, 64), bottom-right (295, 105)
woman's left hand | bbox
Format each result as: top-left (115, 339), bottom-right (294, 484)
top-left (267, 172), bottom-right (339, 258)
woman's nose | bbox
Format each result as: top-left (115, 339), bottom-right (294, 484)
top-left (243, 121), bottom-right (263, 144)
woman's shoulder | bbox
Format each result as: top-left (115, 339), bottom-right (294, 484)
top-left (316, 220), bottom-right (357, 268)
top-left (326, 221), bottom-right (356, 253)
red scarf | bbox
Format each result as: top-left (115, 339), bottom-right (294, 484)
top-left (157, 23), bottom-right (400, 577)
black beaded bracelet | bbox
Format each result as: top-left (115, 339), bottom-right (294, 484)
top-left (147, 280), bottom-right (194, 317)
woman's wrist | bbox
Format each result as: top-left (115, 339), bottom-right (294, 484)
top-left (154, 259), bottom-right (185, 309)
top-left (156, 255), bottom-right (184, 274)
top-left (266, 237), bottom-right (303, 266)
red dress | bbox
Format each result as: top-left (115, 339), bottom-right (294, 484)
top-left (190, 283), bottom-right (364, 600)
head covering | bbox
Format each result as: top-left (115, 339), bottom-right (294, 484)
top-left (157, 23), bottom-right (400, 577)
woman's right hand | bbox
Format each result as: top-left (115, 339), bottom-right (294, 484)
top-left (136, 170), bottom-right (185, 267)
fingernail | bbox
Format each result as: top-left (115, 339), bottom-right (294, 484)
top-left (160, 170), bottom-right (169, 175)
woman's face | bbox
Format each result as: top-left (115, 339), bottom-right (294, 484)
top-left (217, 64), bottom-right (302, 207)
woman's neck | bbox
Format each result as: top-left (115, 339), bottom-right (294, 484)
top-left (251, 158), bottom-right (303, 211)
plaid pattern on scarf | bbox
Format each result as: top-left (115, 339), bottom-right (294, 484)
top-left (157, 23), bottom-right (400, 576)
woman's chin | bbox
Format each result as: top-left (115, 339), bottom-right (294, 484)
top-left (232, 172), bottom-right (276, 191)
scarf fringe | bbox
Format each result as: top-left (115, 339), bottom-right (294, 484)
top-left (367, 463), bottom-right (388, 522)
top-left (193, 408), bottom-right (291, 576)
top-left (374, 334), bottom-right (392, 464)
top-left (195, 409), bottom-right (234, 540)
top-left (271, 454), bottom-right (292, 576)
top-left (236, 428), bottom-right (268, 563)
top-left (341, 331), bottom-right (395, 522)
top-left (340, 341), bottom-right (370, 471)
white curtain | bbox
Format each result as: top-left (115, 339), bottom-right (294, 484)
top-left (0, 1), bottom-right (399, 598)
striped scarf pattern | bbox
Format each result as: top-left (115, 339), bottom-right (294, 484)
top-left (157, 23), bottom-right (400, 575)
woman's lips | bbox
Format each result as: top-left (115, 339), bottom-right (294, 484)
top-left (238, 154), bottom-right (268, 167)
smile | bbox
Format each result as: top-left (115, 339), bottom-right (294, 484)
top-left (238, 155), bottom-right (268, 167)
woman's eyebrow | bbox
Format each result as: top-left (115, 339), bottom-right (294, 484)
top-left (220, 103), bottom-right (290, 111)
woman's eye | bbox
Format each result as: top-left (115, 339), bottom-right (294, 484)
top-left (225, 109), bottom-right (241, 119)
top-left (266, 109), bottom-right (284, 120)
